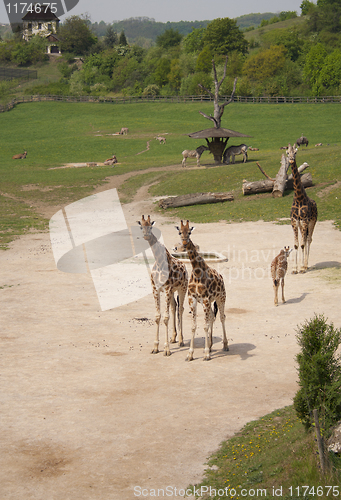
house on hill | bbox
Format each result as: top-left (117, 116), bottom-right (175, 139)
top-left (22, 6), bottom-right (61, 54)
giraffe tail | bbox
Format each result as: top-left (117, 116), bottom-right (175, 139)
top-left (274, 279), bottom-right (278, 287)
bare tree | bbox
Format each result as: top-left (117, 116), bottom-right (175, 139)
top-left (198, 56), bottom-right (237, 129)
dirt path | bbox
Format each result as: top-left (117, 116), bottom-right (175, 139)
top-left (1, 189), bottom-right (341, 499)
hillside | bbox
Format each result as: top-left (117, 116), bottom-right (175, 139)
top-left (91, 12), bottom-right (278, 44)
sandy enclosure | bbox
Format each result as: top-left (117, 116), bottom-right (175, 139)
top-left (1, 191), bottom-right (341, 499)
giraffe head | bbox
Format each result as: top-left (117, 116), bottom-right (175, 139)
top-left (175, 220), bottom-right (195, 249)
top-left (286, 143), bottom-right (297, 164)
top-left (137, 215), bottom-right (155, 242)
top-left (280, 246), bottom-right (292, 258)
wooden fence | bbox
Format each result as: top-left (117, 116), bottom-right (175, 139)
top-left (1, 93), bottom-right (341, 113)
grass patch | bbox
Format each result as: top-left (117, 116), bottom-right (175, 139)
top-left (188, 405), bottom-right (341, 499)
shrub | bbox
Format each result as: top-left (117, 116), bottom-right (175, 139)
top-left (294, 314), bottom-right (341, 436)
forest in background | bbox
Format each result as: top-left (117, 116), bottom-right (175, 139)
top-left (1, 1), bottom-right (341, 99)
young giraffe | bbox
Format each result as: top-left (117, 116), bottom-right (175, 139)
top-left (287, 143), bottom-right (318, 273)
top-left (137, 215), bottom-right (188, 356)
top-left (271, 246), bottom-right (292, 306)
top-left (176, 220), bottom-right (228, 361)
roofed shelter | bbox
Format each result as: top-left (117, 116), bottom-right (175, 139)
top-left (187, 127), bottom-right (252, 164)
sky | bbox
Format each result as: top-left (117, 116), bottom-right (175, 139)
top-left (1, 0), bottom-right (304, 25)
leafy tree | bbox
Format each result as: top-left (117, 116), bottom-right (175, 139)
top-left (195, 46), bottom-right (213, 73)
top-left (261, 27), bottom-right (304, 61)
top-left (156, 28), bottom-right (183, 48)
top-left (142, 84), bottom-right (160, 96)
top-left (300, 0), bottom-right (315, 15)
top-left (318, 49), bottom-right (341, 91)
top-left (167, 59), bottom-right (183, 91)
top-left (182, 27), bottom-right (205, 53)
top-left (179, 72), bottom-right (212, 95)
top-left (104, 25), bottom-right (118, 48)
top-left (203, 18), bottom-right (248, 56)
top-left (303, 43), bottom-right (328, 94)
top-left (119, 30), bottom-right (128, 46)
top-left (293, 314), bottom-right (341, 435)
top-left (278, 11), bottom-right (298, 21)
top-left (60, 16), bottom-right (97, 55)
top-left (153, 57), bottom-right (171, 86)
top-left (242, 45), bottom-right (287, 81)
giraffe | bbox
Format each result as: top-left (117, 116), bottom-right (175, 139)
top-left (137, 215), bottom-right (188, 356)
top-left (271, 246), bottom-right (292, 306)
top-left (287, 143), bottom-right (318, 273)
top-left (175, 220), bottom-right (228, 361)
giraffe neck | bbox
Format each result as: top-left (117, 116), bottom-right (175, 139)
top-left (291, 158), bottom-right (308, 202)
top-left (186, 239), bottom-right (207, 272)
top-left (147, 233), bottom-right (171, 264)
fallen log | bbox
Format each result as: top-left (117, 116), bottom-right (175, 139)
top-left (242, 179), bottom-right (275, 195)
top-left (242, 171), bottom-right (312, 195)
top-left (286, 172), bottom-right (313, 191)
top-left (243, 162), bottom-right (311, 196)
top-left (159, 191), bottom-right (234, 209)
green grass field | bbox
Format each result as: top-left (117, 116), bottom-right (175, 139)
top-left (0, 100), bottom-right (340, 248)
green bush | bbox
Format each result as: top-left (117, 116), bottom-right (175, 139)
top-left (294, 314), bottom-right (341, 436)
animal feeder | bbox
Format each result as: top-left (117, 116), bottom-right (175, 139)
top-left (171, 250), bottom-right (227, 263)
top-left (187, 127), bottom-right (252, 164)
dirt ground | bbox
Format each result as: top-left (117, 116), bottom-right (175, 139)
top-left (1, 179), bottom-right (341, 499)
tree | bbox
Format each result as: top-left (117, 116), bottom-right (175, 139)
top-left (182, 27), bottom-right (205, 54)
top-left (303, 43), bottom-right (328, 94)
top-left (318, 49), bottom-right (341, 91)
top-left (300, 0), bottom-right (315, 15)
top-left (198, 56), bottom-right (237, 129)
top-left (195, 46), bottom-right (213, 73)
top-left (293, 314), bottom-right (341, 435)
top-left (156, 28), bottom-right (182, 49)
top-left (119, 30), bottom-right (128, 46)
top-left (242, 45), bottom-right (287, 82)
top-left (202, 18), bottom-right (248, 56)
top-left (153, 58), bottom-right (171, 87)
top-left (60, 16), bottom-right (97, 55)
top-left (104, 25), bottom-right (117, 48)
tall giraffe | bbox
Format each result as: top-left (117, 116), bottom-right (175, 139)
top-left (175, 220), bottom-right (228, 361)
top-left (287, 143), bottom-right (318, 273)
top-left (271, 246), bottom-right (292, 306)
top-left (137, 215), bottom-right (188, 356)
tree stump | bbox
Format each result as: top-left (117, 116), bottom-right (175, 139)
top-left (272, 154), bottom-right (289, 198)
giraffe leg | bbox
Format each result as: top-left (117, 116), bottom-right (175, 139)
top-left (175, 288), bottom-right (186, 347)
top-left (273, 281), bottom-right (279, 306)
top-left (281, 278), bottom-right (286, 303)
top-left (186, 295), bottom-right (197, 361)
top-left (306, 218), bottom-right (316, 270)
top-left (163, 290), bottom-right (173, 356)
top-left (169, 293), bottom-right (177, 345)
top-left (151, 288), bottom-right (161, 354)
top-left (291, 223), bottom-right (299, 274)
top-left (215, 297), bottom-right (228, 351)
top-left (203, 300), bottom-right (212, 361)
